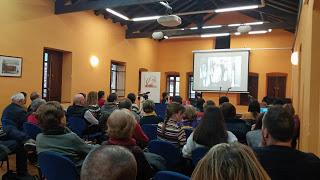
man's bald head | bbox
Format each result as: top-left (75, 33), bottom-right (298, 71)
top-left (81, 145), bottom-right (137, 180)
top-left (73, 94), bottom-right (85, 106)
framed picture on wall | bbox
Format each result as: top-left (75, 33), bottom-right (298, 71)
top-left (0, 55), bottom-right (23, 77)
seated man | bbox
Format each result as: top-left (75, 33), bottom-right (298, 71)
top-left (81, 145), bottom-right (137, 180)
top-left (254, 106), bottom-right (320, 180)
top-left (1, 93), bottom-right (34, 144)
top-left (27, 91), bottom-right (41, 112)
top-left (220, 102), bottom-right (250, 144)
top-left (67, 94), bottom-right (99, 133)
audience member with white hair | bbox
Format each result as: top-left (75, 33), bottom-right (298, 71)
top-left (0, 93), bottom-right (36, 178)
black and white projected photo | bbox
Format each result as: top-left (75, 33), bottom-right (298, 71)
top-left (193, 50), bottom-right (249, 92)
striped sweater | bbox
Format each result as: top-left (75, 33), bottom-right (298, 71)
top-left (157, 119), bottom-right (186, 148)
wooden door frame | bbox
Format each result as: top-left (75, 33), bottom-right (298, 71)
top-left (266, 72), bottom-right (288, 97)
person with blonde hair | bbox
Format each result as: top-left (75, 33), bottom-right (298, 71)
top-left (179, 105), bottom-right (198, 128)
top-left (192, 143), bottom-right (270, 180)
top-left (103, 109), bottom-right (154, 180)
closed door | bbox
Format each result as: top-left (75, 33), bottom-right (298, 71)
top-left (240, 73), bottom-right (259, 105)
top-left (43, 50), bottom-right (63, 102)
top-left (267, 75), bottom-right (287, 98)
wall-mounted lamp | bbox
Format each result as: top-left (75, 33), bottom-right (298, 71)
top-left (90, 55), bottom-right (99, 67)
top-left (291, 52), bottom-right (299, 66)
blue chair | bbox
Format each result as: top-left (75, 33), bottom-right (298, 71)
top-left (154, 171), bottom-right (190, 180)
top-left (184, 128), bottom-right (193, 139)
top-left (148, 140), bottom-right (181, 168)
top-left (155, 103), bottom-right (167, 119)
top-left (38, 151), bottom-right (79, 180)
top-left (192, 147), bottom-right (209, 166)
top-left (67, 117), bottom-right (103, 141)
top-left (141, 124), bottom-right (158, 140)
top-left (23, 122), bottom-right (42, 140)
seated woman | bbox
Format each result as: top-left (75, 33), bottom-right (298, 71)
top-left (86, 91), bottom-right (101, 119)
top-left (246, 113), bottom-right (264, 148)
top-left (178, 105), bottom-right (198, 129)
top-left (27, 98), bottom-right (46, 125)
top-left (242, 100), bottom-right (261, 124)
top-left (36, 101), bottom-right (98, 166)
top-left (157, 102), bottom-right (186, 148)
top-left (182, 106), bottom-right (237, 158)
top-left (140, 100), bottom-right (163, 126)
top-left (103, 109), bottom-right (154, 180)
top-left (191, 143), bottom-right (270, 180)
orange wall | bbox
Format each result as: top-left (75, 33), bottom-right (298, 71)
top-left (292, 0), bottom-right (320, 155)
top-left (0, 1), bottom-right (158, 117)
top-left (157, 31), bottom-right (293, 112)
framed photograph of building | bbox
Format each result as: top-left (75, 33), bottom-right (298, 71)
top-left (0, 55), bottom-right (23, 77)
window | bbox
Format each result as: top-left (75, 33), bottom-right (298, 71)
top-left (167, 75), bottom-right (180, 97)
top-left (42, 52), bottom-right (49, 99)
top-left (188, 74), bottom-right (196, 99)
top-left (110, 62), bottom-right (126, 97)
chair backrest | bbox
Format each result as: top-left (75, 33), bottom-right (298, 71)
top-left (154, 103), bottom-right (167, 119)
top-left (23, 122), bottom-right (42, 140)
top-left (154, 171), bottom-right (190, 180)
top-left (148, 140), bottom-right (181, 166)
top-left (141, 124), bottom-right (158, 140)
top-left (192, 147), bottom-right (209, 166)
top-left (67, 117), bottom-right (87, 137)
top-left (38, 151), bottom-right (79, 180)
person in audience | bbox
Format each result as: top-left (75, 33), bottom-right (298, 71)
top-left (80, 92), bottom-right (87, 101)
top-left (81, 145), bottom-right (137, 180)
top-left (86, 91), bottom-right (101, 119)
top-left (182, 106), bottom-right (237, 158)
top-left (219, 96), bottom-right (229, 105)
top-left (161, 92), bottom-right (169, 104)
top-left (27, 98), bottom-right (46, 125)
top-left (1, 93), bottom-right (35, 145)
top-left (36, 101), bottom-right (98, 166)
top-left (140, 100), bottom-right (163, 126)
top-left (242, 100), bottom-right (261, 122)
top-left (20, 91), bottom-right (28, 105)
top-left (27, 91), bottom-right (41, 112)
top-left (103, 109), bottom-right (154, 180)
top-left (127, 93), bottom-right (141, 116)
top-left (67, 94), bottom-right (100, 133)
top-left (195, 98), bottom-right (205, 119)
top-left (97, 91), bottom-right (106, 107)
top-left (172, 96), bottom-right (183, 104)
top-left (191, 143), bottom-right (270, 180)
top-left (246, 113), bottom-right (264, 147)
top-left (157, 102), bottom-right (187, 148)
top-left (203, 100), bottom-right (216, 111)
top-left (220, 102), bottom-right (250, 144)
top-left (101, 93), bottom-right (118, 116)
top-left (254, 106), bottom-right (320, 180)
top-left (283, 103), bottom-right (300, 148)
top-left (118, 98), bottom-right (149, 145)
top-left (178, 105), bottom-right (198, 128)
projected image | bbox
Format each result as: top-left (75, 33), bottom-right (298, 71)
top-left (199, 56), bottom-right (242, 89)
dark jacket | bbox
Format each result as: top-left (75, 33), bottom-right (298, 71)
top-left (104, 138), bottom-right (154, 180)
top-left (254, 145), bottom-right (320, 180)
top-left (66, 105), bottom-right (87, 119)
top-left (225, 118), bottom-right (250, 144)
top-left (100, 102), bottom-right (118, 116)
top-left (140, 115), bottom-right (163, 126)
top-left (1, 103), bottom-right (27, 130)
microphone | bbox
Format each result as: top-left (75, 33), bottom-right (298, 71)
top-left (219, 87), bottom-right (222, 98)
top-left (225, 87), bottom-right (231, 96)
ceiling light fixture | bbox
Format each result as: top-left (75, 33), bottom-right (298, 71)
top-left (201, 33), bottom-right (230, 38)
top-left (244, 21), bottom-right (264, 25)
top-left (202, 25), bottom-right (222, 29)
top-left (234, 32), bottom-right (241, 36)
top-left (190, 27), bottom-right (198, 30)
top-left (248, 30), bottom-right (268, 34)
top-left (106, 8), bottom-right (129, 21)
top-left (228, 23), bottom-right (242, 27)
top-left (268, 29), bottom-right (273, 32)
top-left (132, 16), bottom-right (161, 21)
top-left (215, 5), bottom-right (259, 13)
top-left (164, 35), bottom-right (169, 39)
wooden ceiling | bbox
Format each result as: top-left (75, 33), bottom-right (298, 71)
top-left (55, 0), bottom-right (300, 39)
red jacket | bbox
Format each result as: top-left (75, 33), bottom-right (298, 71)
top-left (134, 123), bottom-right (149, 143)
